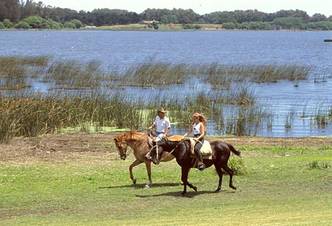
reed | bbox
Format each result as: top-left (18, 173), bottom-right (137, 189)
top-left (46, 60), bottom-right (104, 89)
top-left (0, 93), bottom-right (144, 142)
top-left (0, 56), bottom-right (49, 90)
top-left (120, 63), bottom-right (188, 87)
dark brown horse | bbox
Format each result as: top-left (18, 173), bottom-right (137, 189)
top-left (151, 138), bottom-right (241, 195)
top-left (113, 131), bottom-right (174, 188)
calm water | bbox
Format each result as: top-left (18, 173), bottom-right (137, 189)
top-left (1, 30), bottom-right (332, 137)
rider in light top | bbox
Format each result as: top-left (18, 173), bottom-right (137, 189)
top-left (149, 107), bottom-right (171, 141)
top-left (146, 108), bottom-right (171, 162)
top-left (184, 112), bottom-right (207, 171)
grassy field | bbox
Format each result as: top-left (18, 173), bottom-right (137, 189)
top-left (0, 134), bottom-right (331, 225)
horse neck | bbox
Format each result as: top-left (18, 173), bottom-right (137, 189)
top-left (125, 136), bottom-right (147, 150)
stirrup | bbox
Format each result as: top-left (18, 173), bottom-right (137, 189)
top-left (197, 162), bottom-right (205, 171)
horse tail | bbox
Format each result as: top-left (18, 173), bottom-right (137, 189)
top-left (227, 143), bottom-right (241, 157)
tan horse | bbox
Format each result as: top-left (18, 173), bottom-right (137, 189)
top-left (113, 131), bottom-right (174, 188)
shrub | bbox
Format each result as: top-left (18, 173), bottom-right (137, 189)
top-left (3, 19), bottom-right (13, 28)
top-left (0, 22), bottom-right (5, 29)
top-left (46, 19), bottom-right (63, 29)
top-left (308, 161), bottom-right (331, 169)
top-left (14, 21), bottom-right (31, 29)
top-left (228, 157), bottom-right (247, 175)
top-left (222, 22), bottom-right (238, 29)
top-left (23, 16), bottom-right (50, 29)
top-left (64, 21), bottom-right (76, 29)
top-left (70, 19), bottom-right (83, 29)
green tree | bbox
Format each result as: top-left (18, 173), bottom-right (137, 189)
top-left (273, 17), bottom-right (305, 29)
top-left (0, 0), bottom-right (20, 21)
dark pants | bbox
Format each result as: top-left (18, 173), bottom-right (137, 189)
top-left (194, 135), bottom-right (204, 162)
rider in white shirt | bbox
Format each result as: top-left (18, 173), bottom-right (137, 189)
top-left (149, 108), bottom-right (170, 141)
top-left (146, 108), bottom-right (171, 161)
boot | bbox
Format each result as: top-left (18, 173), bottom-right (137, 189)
top-left (194, 149), bottom-right (205, 171)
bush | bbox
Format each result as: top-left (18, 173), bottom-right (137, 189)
top-left (228, 157), bottom-right (247, 175)
top-left (14, 21), bottom-right (31, 29)
top-left (3, 19), bottom-right (13, 28)
top-left (0, 22), bottom-right (5, 29)
top-left (23, 16), bottom-right (49, 29)
top-left (183, 24), bottom-right (201, 29)
top-left (46, 19), bottom-right (63, 29)
top-left (70, 19), bottom-right (83, 29)
top-left (64, 21), bottom-right (76, 29)
top-left (308, 161), bottom-right (331, 169)
top-left (222, 22), bottom-right (238, 29)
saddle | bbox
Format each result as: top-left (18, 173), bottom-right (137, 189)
top-left (146, 136), bottom-right (175, 162)
top-left (188, 138), bottom-right (213, 160)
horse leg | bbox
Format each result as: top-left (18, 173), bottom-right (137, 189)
top-left (187, 181), bottom-right (197, 192)
top-left (129, 159), bottom-right (142, 185)
top-left (144, 160), bottom-right (152, 188)
top-left (222, 164), bottom-right (236, 190)
top-left (181, 167), bottom-right (190, 195)
top-left (214, 164), bottom-right (223, 192)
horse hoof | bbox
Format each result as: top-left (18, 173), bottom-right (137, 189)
top-left (144, 184), bottom-right (151, 189)
top-left (132, 179), bottom-right (137, 185)
top-left (230, 185), bottom-right (237, 190)
top-left (181, 191), bottom-right (186, 196)
top-left (215, 188), bottom-right (221, 193)
top-left (193, 186), bottom-right (198, 192)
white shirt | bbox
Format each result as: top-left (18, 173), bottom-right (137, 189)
top-left (193, 122), bottom-right (202, 135)
top-left (154, 116), bottom-right (170, 133)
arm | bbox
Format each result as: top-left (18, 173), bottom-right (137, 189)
top-left (148, 117), bottom-right (157, 130)
top-left (184, 124), bottom-right (193, 137)
top-left (165, 119), bottom-right (171, 136)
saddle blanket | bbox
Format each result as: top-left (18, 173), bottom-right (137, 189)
top-left (189, 138), bottom-right (213, 160)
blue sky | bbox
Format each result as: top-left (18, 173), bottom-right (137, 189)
top-left (41, 0), bottom-right (332, 16)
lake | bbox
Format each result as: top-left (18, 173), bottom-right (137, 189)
top-left (1, 30), bottom-right (332, 137)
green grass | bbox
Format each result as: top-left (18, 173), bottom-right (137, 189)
top-left (0, 145), bottom-right (331, 225)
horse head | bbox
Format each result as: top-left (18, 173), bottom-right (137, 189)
top-left (114, 135), bottom-right (129, 160)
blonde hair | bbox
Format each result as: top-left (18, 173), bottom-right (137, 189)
top-left (192, 112), bottom-right (207, 127)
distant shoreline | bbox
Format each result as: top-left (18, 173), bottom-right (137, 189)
top-left (1, 23), bottom-right (332, 32)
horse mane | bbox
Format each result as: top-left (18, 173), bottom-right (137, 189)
top-left (125, 131), bottom-right (148, 141)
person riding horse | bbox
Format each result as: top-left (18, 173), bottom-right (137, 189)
top-left (184, 112), bottom-right (207, 171)
top-left (146, 107), bottom-right (171, 160)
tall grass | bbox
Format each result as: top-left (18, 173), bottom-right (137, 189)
top-left (0, 93), bottom-right (144, 142)
top-left (0, 56), bottom-right (49, 90)
top-left (0, 89), bottom-right (269, 142)
top-left (120, 63), bottom-right (188, 87)
top-left (117, 63), bottom-right (311, 88)
top-left (46, 60), bottom-right (104, 89)
top-left (0, 56), bottom-right (312, 90)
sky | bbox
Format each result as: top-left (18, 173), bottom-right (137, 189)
top-left (40, 0), bottom-right (332, 16)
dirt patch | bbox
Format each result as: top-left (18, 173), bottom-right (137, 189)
top-left (1, 133), bottom-right (331, 164)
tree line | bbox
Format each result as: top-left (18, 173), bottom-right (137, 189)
top-left (1, 0), bottom-right (332, 30)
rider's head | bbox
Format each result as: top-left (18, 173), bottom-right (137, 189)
top-left (157, 107), bottom-right (166, 119)
top-left (192, 112), bottom-right (207, 125)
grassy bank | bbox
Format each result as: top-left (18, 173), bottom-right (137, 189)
top-left (0, 134), bottom-right (331, 225)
